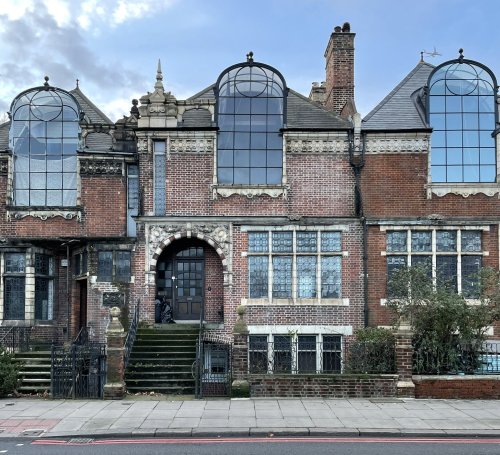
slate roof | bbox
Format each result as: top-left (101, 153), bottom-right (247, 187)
top-left (0, 121), bottom-right (9, 151)
top-left (362, 62), bottom-right (434, 130)
top-left (188, 85), bottom-right (352, 130)
top-left (70, 87), bottom-right (113, 125)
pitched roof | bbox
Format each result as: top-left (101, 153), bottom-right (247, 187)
top-left (362, 62), bottom-right (434, 130)
top-left (0, 121), bottom-right (9, 151)
top-left (188, 86), bottom-right (352, 130)
top-left (70, 87), bottom-right (113, 125)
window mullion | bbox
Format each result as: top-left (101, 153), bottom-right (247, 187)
top-left (432, 230), bottom-right (437, 288)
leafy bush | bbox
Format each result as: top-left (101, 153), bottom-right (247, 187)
top-left (0, 347), bottom-right (20, 397)
top-left (387, 266), bottom-right (500, 374)
top-left (344, 328), bottom-right (396, 374)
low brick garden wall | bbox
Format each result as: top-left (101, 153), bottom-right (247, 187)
top-left (248, 374), bottom-right (399, 398)
top-left (414, 375), bottom-right (500, 399)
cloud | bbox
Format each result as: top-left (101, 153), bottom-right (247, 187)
top-left (0, 1), bottom-right (165, 121)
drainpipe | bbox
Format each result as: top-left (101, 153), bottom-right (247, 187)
top-left (348, 129), bottom-right (368, 326)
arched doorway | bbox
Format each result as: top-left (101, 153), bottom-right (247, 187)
top-left (156, 239), bottom-right (205, 322)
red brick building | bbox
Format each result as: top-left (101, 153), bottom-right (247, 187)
top-left (0, 22), bottom-right (498, 380)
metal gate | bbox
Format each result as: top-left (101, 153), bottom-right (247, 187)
top-left (195, 341), bottom-right (232, 398)
top-left (51, 342), bottom-right (106, 399)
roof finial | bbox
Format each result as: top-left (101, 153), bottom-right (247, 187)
top-left (43, 76), bottom-right (50, 89)
top-left (458, 48), bottom-right (464, 63)
top-left (130, 99), bottom-right (139, 118)
top-left (76, 78), bottom-right (79, 88)
top-left (246, 51), bottom-right (254, 63)
top-left (155, 59), bottom-right (164, 91)
top-left (420, 51), bottom-right (424, 63)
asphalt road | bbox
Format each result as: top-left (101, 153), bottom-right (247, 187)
top-left (1, 437), bottom-right (500, 455)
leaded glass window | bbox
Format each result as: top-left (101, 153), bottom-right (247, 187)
top-left (273, 335), bottom-right (292, 373)
top-left (272, 256), bottom-right (292, 298)
top-left (97, 250), bottom-right (131, 282)
top-left (154, 141), bottom-right (166, 216)
top-left (248, 232), bottom-right (268, 253)
top-left (216, 62), bottom-right (286, 185)
top-left (321, 256), bottom-right (341, 298)
top-left (3, 253), bottom-right (26, 320)
top-left (428, 59), bottom-right (497, 183)
top-left (386, 229), bottom-right (484, 298)
top-left (297, 335), bottom-right (316, 373)
top-left (247, 230), bottom-right (343, 302)
top-left (9, 86), bottom-right (80, 206)
top-left (248, 256), bottom-right (268, 298)
top-left (297, 256), bottom-right (316, 298)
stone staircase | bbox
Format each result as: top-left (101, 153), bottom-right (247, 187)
top-left (125, 324), bottom-right (199, 395)
top-left (14, 351), bottom-right (52, 395)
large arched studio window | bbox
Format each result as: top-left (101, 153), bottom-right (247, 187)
top-left (9, 84), bottom-right (80, 206)
top-left (216, 58), bottom-right (286, 185)
top-left (428, 53), bottom-right (498, 183)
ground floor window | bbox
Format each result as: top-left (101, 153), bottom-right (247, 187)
top-left (247, 230), bottom-right (343, 302)
top-left (97, 250), bottom-right (131, 282)
top-left (3, 253), bottom-right (26, 320)
top-left (35, 254), bottom-right (54, 320)
top-left (248, 334), bottom-right (342, 374)
top-left (386, 228), bottom-right (484, 298)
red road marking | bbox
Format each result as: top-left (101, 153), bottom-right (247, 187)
top-left (32, 437), bottom-right (500, 445)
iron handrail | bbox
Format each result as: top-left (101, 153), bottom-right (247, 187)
top-left (0, 326), bottom-right (32, 353)
top-left (124, 299), bottom-right (140, 370)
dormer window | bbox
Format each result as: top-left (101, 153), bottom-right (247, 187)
top-left (215, 60), bottom-right (286, 185)
top-left (9, 84), bottom-right (81, 206)
top-left (428, 55), bottom-right (497, 183)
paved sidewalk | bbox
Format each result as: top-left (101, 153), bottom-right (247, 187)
top-left (0, 397), bottom-right (500, 439)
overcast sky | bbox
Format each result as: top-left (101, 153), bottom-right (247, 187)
top-left (0, 0), bottom-right (498, 122)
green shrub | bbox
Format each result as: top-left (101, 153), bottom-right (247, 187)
top-left (0, 347), bottom-right (20, 397)
top-left (345, 328), bottom-right (396, 374)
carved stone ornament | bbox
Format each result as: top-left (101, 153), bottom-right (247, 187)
top-left (149, 104), bottom-right (166, 114)
top-left (137, 138), bottom-right (148, 153)
top-left (80, 160), bottom-right (122, 175)
top-left (103, 292), bottom-right (125, 307)
top-left (8, 210), bottom-right (82, 222)
top-left (149, 222), bottom-right (232, 269)
top-left (0, 159), bottom-right (8, 175)
top-left (427, 184), bottom-right (500, 199)
top-left (285, 138), bottom-right (348, 154)
top-left (170, 138), bottom-right (214, 153)
top-left (366, 137), bottom-right (429, 153)
top-left (212, 185), bottom-right (289, 200)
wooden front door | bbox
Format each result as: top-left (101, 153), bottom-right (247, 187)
top-left (156, 244), bottom-right (205, 322)
top-left (174, 259), bottom-right (203, 320)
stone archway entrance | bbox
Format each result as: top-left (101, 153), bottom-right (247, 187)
top-left (156, 240), bottom-right (205, 322)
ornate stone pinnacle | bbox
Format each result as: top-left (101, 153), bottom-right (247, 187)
top-left (155, 59), bottom-right (164, 91)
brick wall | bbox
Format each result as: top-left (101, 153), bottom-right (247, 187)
top-left (249, 374), bottom-right (398, 398)
top-left (414, 376), bottom-right (500, 399)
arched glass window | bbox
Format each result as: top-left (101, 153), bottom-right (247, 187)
top-left (9, 86), bottom-right (80, 206)
top-left (216, 61), bottom-right (286, 185)
top-left (428, 58), bottom-right (498, 183)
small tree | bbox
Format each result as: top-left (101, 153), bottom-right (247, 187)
top-left (387, 266), bottom-right (500, 374)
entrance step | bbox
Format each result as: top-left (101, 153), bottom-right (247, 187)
top-left (125, 325), bottom-right (199, 395)
top-left (14, 351), bottom-right (52, 395)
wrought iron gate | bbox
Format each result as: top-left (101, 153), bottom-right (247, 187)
top-left (195, 341), bottom-right (232, 398)
top-left (51, 342), bottom-right (106, 399)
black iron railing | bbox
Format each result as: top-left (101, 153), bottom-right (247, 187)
top-left (248, 337), bottom-right (396, 375)
top-left (124, 299), bottom-right (140, 370)
top-left (0, 326), bottom-right (32, 353)
top-left (413, 342), bottom-right (500, 375)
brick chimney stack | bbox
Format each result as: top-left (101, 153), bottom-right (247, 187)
top-left (324, 22), bottom-right (355, 115)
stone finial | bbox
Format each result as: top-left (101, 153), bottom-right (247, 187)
top-left (107, 306), bottom-right (124, 333)
top-left (233, 305), bottom-right (249, 335)
top-left (155, 59), bottom-right (164, 91)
